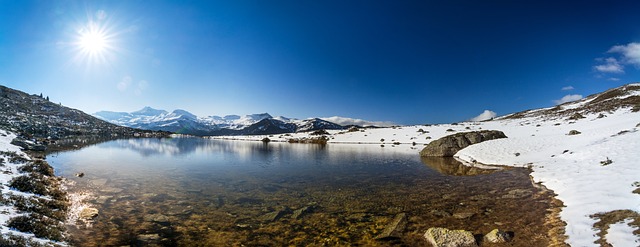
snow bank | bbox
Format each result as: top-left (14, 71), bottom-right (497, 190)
top-left (456, 109), bottom-right (640, 246)
top-left (0, 129), bottom-right (67, 246)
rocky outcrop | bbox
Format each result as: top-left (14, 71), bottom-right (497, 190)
top-left (420, 130), bottom-right (507, 157)
top-left (423, 227), bottom-right (478, 247)
top-left (10, 138), bottom-right (46, 151)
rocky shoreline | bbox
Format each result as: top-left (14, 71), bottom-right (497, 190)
top-left (0, 131), bottom-right (68, 246)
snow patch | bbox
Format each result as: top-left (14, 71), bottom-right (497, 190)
top-left (605, 219), bottom-right (640, 247)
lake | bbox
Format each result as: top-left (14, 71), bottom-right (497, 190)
top-left (47, 137), bottom-right (555, 246)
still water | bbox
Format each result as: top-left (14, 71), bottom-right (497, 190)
top-left (47, 138), bottom-right (553, 246)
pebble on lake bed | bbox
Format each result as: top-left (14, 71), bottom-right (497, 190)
top-left (79, 208), bottom-right (99, 220)
top-left (484, 229), bottom-right (512, 243)
top-left (424, 227), bottom-right (478, 247)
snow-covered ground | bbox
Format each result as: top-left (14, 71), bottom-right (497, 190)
top-left (211, 108), bottom-right (640, 246)
top-left (0, 130), bottom-right (66, 246)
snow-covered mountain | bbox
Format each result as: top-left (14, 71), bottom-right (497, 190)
top-left (94, 107), bottom-right (351, 136)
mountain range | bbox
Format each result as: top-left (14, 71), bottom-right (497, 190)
top-left (94, 107), bottom-right (353, 136)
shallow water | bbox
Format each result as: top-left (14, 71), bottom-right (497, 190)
top-left (47, 138), bottom-right (554, 246)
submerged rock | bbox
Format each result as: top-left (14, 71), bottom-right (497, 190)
top-left (291, 205), bottom-right (315, 220)
top-left (137, 233), bottom-right (162, 245)
top-left (424, 227), bottom-right (478, 247)
top-left (375, 213), bottom-right (407, 240)
top-left (484, 229), bottom-right (512, 243)
top-left (501, 189), bottom-right (533, 199)
top-left (79, 207), bottom-right (99, 220)
top-left (452, 212), bottom-right (475, 219)
top-left (420, 130), bottom-right (507, 157)
top-left (259, 208), bottom-right (290, 222)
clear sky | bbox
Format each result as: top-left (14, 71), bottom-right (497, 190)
top-left (1, 0), bottom-right (639, 124)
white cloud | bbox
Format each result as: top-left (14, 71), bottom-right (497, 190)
top-left (469, 110), bottom-right (497, 122)
top-left (608, 77), bottom-right (620, 81)
top-left (561, 86), bottom-right (574, 91)
top-left (608, 42), bottom-right (640, 66)
top-left (321, 116), bottom-right (395, 127)
top-left (594, 57), bottom-right (623, 73)
top-left (553, 94), bottom-right (583, 105)
top-left (117, 76), bottom-right (132, 91)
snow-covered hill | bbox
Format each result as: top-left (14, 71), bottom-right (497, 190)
top-left (213, 83), bottom-right (640, 246)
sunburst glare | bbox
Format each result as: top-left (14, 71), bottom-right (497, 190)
top-left (79, 28), bottom-right (106, 53)
top-left (72, 20), bottom-right (116, 66)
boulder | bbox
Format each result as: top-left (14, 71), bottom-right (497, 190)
top-left (484, 229), bottom-right (512, 243)
top-left (375, 213), bottom-right (407, 240)
top-left (423, 227), bottom-right (478, 247)
top-left (568, 112), bottom-right (585, 120)
top-left (10, 138), bottom-right (46, 151)
top-left (567, 130), bottom-right (581, 135)
top-left (420, 130), bottom-right (507, 157)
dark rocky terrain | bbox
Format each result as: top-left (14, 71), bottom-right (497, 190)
top-left (0, 85), bottom-right (170, 149)
top-left (502, 83), bottom-right (640, 120)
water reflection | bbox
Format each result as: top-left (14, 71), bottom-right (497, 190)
top-left (420, 157), bottom-right (498, 176)
top-left (47, 138), bottom-right (554, 246)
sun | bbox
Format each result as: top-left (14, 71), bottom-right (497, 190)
top-left (72, 21), bottom-right (115, 65)
top-left (79, 30), bottom-right (107, 53)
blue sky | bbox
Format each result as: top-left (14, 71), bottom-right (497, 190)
top-left (1, 1), bottom-right (639, 124)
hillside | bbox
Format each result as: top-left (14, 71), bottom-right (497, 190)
top-left (0, 85), bottom-right (169, 148)
top-left (501, 83), bottom-right (640, 120)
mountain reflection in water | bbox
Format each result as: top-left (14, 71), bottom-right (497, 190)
top-left (48, 137), bottom-right (553, 247)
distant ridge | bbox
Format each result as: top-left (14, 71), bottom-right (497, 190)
top-left (94, 108), bottom-right (366, 136)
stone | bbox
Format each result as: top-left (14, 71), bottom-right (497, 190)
top-left (420, 130), bottom-right (507, 157)
top-left (424, 227), bottom-right (478, 247)
top-left (484, 229), bottom-right (512, 243)
top-left (91, 178), bottom-right (108, 186)
top-left (375, 213), bottom-right (407, 240)
top-left (567, 130), bottom-right (581, 135)
top-left (144, 214), bottom-right (170, 224)
top-left (79, 207), bottom-right (99, 220)
top-left (431, 209), bottom-right (452, 217)
top-left (137, 233), bottom-right (162, 245)
top-left (291, 205), bottom-right (314, 219)
top-left (568, 112), bottom-right (585, 120)
top-left (259, 208), bottom-right (289, 222)
top-left (95, 196), bottom-right (113, 204)
top-left (452, 212), bottom-right (475, 219)
top-left (501, 189), bottom-right (533, 199)
top-left (10, 138), bottom-right (46, 151)
top-left (101, 187), bottom-right (123, 193)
